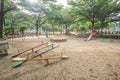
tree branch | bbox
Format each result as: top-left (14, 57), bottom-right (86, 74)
top-left (4, 5), bottom-right (16, 14)
top-left (105, 18), bottom-right (120, 23)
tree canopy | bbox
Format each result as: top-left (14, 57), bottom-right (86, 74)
top-left (0, 0), bottom-right (120, 38)
top-left (68, 0), bottom-right (120, 32)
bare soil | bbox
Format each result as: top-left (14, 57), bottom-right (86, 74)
top-left (0, 35), bottom-right (120, 80)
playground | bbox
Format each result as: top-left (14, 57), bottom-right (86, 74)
top-left (0, 0), bottom-right (120, 80)
top-left (0, 35), bottom-right (120, 80)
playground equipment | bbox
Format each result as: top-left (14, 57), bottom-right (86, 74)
top-left (45, 31), bottom-right (49, 38)
top-left (87, 33), bottom-right (93, 41)
top-left (12, 52), bottom-right (68, 62)
top-left (12, 41), bottom-right (49, 58)
top-left (50, 37), bottom-right (67, 43)
top-left (12, 42), bottom-right (68, 68)
top-left (86, 30), bottom-right (98, 41)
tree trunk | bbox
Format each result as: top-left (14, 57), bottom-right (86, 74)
top-left (91, 21), bottom-right (94, 31)
top-left (12, 27), bottom-right (14, 35)
top-left (36, 20), bottom-right (39, 36)
top-left (0, 0), bottom-right (4, 38)
top-left (91, 13), bottom-right (95, 31)
top-left (65, 25), bottom-right (68, 35)
top-left (52, 24), bottom-right (54, 35)
top-left (100, 22), bottom-right (104, 35)
top-left (0, 15), bottom-right (4, 38)
top-left (11, 20), bottom-right (15, 35)
top-left (60, 26), bottom-right (63, 34)
top-left (36, 26), bottom-right (39, 36)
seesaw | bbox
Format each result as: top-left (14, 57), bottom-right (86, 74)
top-left (12, 44), bottom-right (58, 68)
top-left (12, 41), bottom-right (49, 58)
top-left (12, 44), bottom-right (68, 68)
top-left (12, 53), bottom-right (68, 62)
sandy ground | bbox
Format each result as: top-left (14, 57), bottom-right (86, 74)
top-left (0, 35), bottom-right (120, 80)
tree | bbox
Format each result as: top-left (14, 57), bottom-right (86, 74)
top-left (0, 0), bottom-right (15, 38)
top-left (62, 9), bottom-right (74, 35)
top-left (16, 0), bottom-right (57, 36)
top-left (68, 0), bottom-right (99, 31)
top-left (5, 10), bottom-right (28, 35)
top-left (68, 0), bottom-right (120, 33)
top-left (95, 0), bottom-right (120, 34)
top-left (46, 3), bottom-right (63, 34)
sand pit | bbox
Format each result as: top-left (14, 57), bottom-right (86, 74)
top-left (0, 35), bottom-right (120, 80)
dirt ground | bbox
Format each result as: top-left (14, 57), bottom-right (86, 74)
top-left (0, 35), bottom-right (120, 80)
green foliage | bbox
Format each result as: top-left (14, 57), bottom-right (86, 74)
top-left (4, 26), bottom-right (12, 36)
top-left (80, 27), bottom-right (86, 31)
top-left (42, 24), bottom-right (52, 31)
top-left (2, 0), bottom-right (120, 37)
top-left (18, 21), bottom-right (34, 28)
top-left (46, 3), bottom-right (63, 24)
top-left (19, 26), bottom-right (27, 34)
top-left (68, 0), bottom-right (120, 32)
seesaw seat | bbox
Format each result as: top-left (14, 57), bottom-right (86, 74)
top-left (12, 55), bottom-right (68, 62)
top-left (12, 57), bottom-right (27, 62)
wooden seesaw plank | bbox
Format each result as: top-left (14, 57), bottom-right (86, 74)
top-left (31, 56), bottom-right (68, 60)
top-left (12, 55), bottom-right (68, 62)
top-left (12, 45), bottom-right (59, 68)
top-left (12, 41), bottom-right (48, 58)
